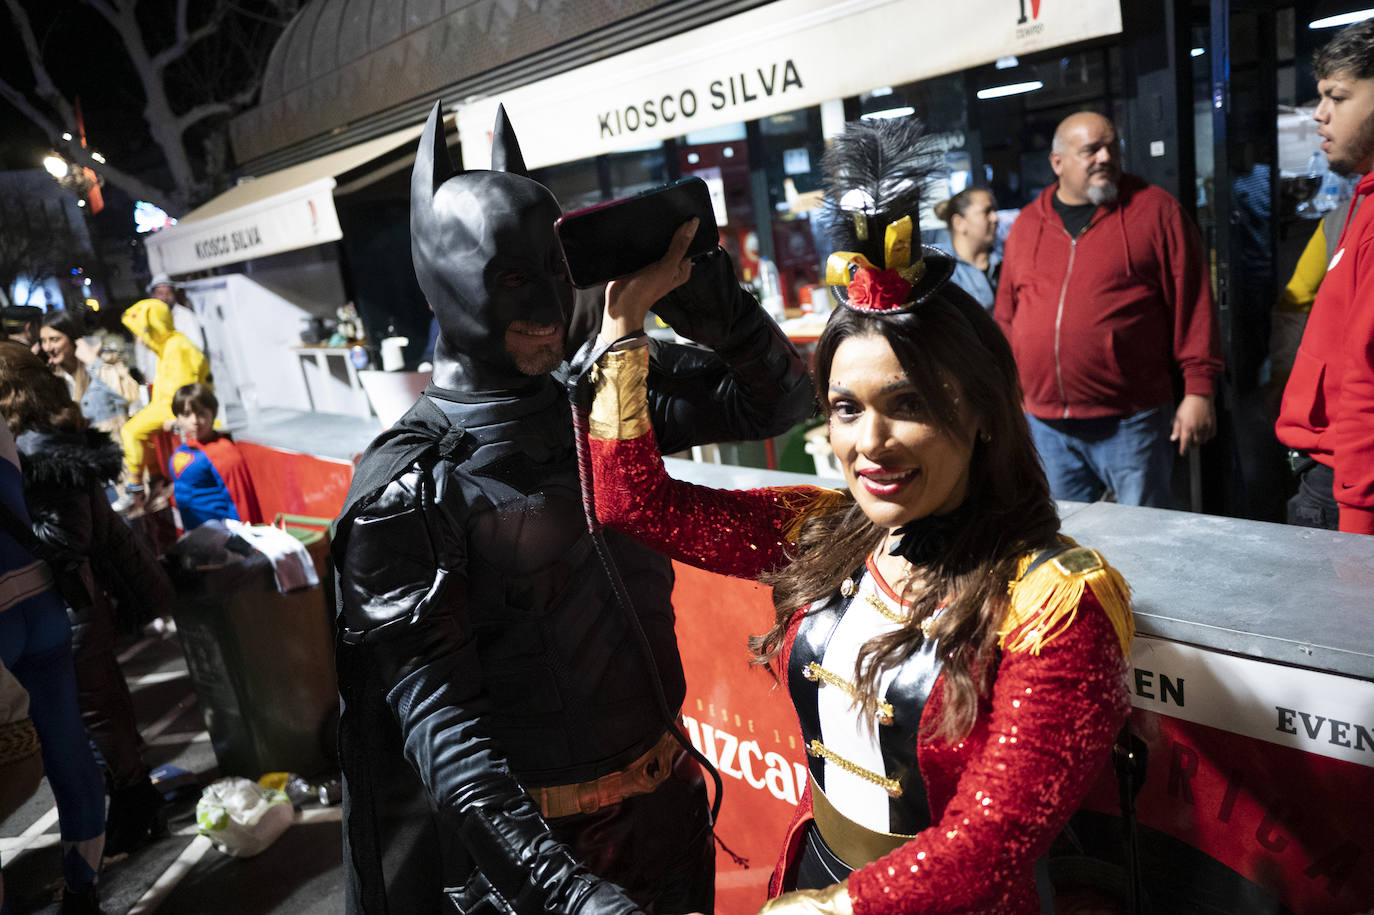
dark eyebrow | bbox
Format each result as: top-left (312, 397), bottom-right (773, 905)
top-left (828, 379), bottom-right (917, 397)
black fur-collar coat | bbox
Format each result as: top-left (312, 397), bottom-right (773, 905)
top-left (14, 426), bottom-right (172, 626)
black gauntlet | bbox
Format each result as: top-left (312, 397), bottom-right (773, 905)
top-left (646, 247), bottom-right (816, 452)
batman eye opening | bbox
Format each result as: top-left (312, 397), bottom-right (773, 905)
top-left (496, 269), bottom-right (529, 288)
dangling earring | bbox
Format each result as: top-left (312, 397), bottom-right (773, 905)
top-left (979, 430), bottom-right (991, 443)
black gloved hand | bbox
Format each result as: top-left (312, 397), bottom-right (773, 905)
top-left (649, 247), bottom-right (756, 348)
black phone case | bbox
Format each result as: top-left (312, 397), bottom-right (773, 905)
top-left (555, 177), bottom-right (719, 288)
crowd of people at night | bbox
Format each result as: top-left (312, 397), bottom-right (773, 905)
top-left (0, 14), bottom-right (1371, 915)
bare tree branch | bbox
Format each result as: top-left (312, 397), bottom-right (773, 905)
top-left (151, 1), bottom-right (230, 73)
top-left (0, 75), bottom-right (63, 141)
top-left (1, 0), bottom-right (292, 215)
top-left (174, 101), bottom-right (236, 134)
top-left (82, 0), bottom-right (118, 29)
top-left (225, 1), bottom-right (293, 26)
top-left (2, 0), bottom-right (77, 128)
top-left (175, 83), bottom-right (259, 135)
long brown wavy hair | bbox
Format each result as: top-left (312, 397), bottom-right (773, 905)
top-left (0, 340), bottom-right (86, 434)
top-left (755, 282), bottom-right (1060, 741)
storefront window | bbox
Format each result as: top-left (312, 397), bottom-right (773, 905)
top-left (972, 48), bottom-right (1122, 210)
top-left (532, 158), bottom-right (602, 211)
top-left (675, 108), bottom-right (827, 315)
top-left (604, 144), bottom-right (670, 197)
top-left (857, 74), bottom-right (971, 245)
top-left (755, 108), bottom-right (827, 313)
top-left (531, 143), bottom-right (669, 212)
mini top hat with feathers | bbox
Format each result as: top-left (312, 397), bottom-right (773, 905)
top-left (821, 116), bottom-right (956, 313)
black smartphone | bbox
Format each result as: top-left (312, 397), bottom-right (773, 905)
top-left (555, 177), bottom-right (720, 288)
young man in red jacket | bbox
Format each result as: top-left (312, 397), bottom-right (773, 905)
top-left (995, 112), bottom-right (1222, 507)
top-left (1276, 20), bottom-right (1374, 535)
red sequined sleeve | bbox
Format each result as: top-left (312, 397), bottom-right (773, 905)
top-left (588, 344), bottom-right (839, 580)
top-left (848, 592), bottom-right (1130, 915)
top-left (592, 432), bottom-right (835, 579)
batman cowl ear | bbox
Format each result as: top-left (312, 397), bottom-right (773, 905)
top-left (413, 101), bottom-right (455, 205)
top-left (491, 105), bottom-right (529, 176)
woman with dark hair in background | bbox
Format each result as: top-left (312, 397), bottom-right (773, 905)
top-left (40, 313), bottom-right (141, 447)
top-left (40, 311), bottom-right (92, 403)
top-left (933, 187), bottom-right (1001, 312)
top-left (0, 343), bottom-right (174, 858)
top-left (585, 120), bottom-right (1132, 913)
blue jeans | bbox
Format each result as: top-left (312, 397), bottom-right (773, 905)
top-left (1028, 406), bottom-right (1174, 508)
top-left (0, 590), bottom-right (107, 891)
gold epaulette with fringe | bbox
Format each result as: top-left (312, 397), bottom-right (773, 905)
top-left (998, 538), bottom-right (1134, 656)
top-left (778, 487), bottom-right (847, 545)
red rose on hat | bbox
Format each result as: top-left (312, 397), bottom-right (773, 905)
top-left (847, 265), bottom-right (914, 312)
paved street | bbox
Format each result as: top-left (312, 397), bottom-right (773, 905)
top-left (1, 623), bottom-right (345, 914)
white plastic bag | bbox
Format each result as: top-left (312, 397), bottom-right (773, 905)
top-left (195, 776), bottom-right (293, 857)
top-left (224, 520), bottom-right (320, 593)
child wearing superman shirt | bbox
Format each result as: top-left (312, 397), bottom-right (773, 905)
top-left (168, 384), bottom-right (263, 529)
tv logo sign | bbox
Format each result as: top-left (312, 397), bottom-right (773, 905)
top-left (1017, 0), bottom-right (1042, 24)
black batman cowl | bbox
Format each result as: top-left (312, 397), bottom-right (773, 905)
top-left (411, 102), bottom-right (574, 395)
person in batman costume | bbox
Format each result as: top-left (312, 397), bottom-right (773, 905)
top-left (332, 101), bottom-right (815, 914)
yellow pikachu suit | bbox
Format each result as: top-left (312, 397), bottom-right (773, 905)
top-left (120, 298), bottom-right (210, 481)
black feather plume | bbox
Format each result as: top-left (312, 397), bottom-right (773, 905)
top-left (821, 116), bottom-right (940, 266)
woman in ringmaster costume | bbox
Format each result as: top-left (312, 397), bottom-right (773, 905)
top-left (584, 117), bottom-right (1134, 914)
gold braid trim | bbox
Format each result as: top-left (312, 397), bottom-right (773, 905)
top-left (998, 538), bottom-right (1134, 656)
top-left (807, 740), bottom-right (903, 797)
top-left (778, 487), bottom-right (847, 545)
top-left (589, 345), bottom-right (650, 440)
top-left (804, 662), bottom-right (895, 724)
top-left (863, 591), bottom-right (906, 625)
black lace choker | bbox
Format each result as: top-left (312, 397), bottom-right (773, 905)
top-left (887, 503), bottom-right (971, 566)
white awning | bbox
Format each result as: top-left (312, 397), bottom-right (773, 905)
top-left (458, 0), bottom-right (1123, 170)
top-left (145, 122), bottom-right (426, 276)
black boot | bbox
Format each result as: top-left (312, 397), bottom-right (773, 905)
top-left (59, 884), bottom-right (103, 915)
top-left (103, 777), bottom-right (168, 857)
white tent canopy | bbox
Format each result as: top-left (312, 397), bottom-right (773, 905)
top-left (145, 122), bottom-right (425, 276)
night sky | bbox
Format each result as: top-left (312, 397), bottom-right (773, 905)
top-left (0, 2), bottom-right (144, 172)
top-left (1, 0), bottom-right (294, 309)
top-left (0, 0), bottom-right (292, 191)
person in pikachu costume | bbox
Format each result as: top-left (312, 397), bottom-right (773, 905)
top-left (117, 298), bottom-right (209, 510)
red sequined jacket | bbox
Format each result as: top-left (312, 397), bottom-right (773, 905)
top-left (590, 429), bottom-right (1131, 915)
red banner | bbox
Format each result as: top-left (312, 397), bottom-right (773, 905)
top-left (236, 441), bottom-right (353, 522)
top-left (673, 562), bottom-right (804, 912)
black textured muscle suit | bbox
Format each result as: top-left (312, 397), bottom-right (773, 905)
top-left (333, 103), bottom-right (814, 914)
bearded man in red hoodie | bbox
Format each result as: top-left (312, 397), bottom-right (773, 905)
top-left (1276, 20), bottom-right (1374, 535)
top-left (995, 111), bottom-right (1222, 508)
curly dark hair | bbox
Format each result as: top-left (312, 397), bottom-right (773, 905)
top-left (0, 340), bottom-right (86, 434)
top-left (755, 282), bottom-right (1060, 740)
